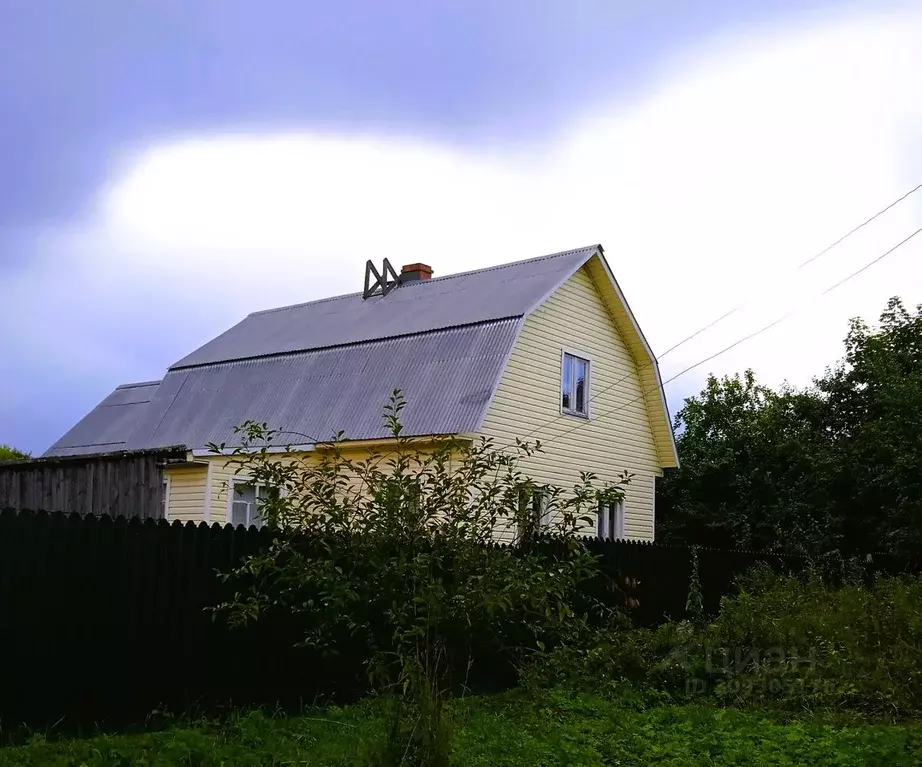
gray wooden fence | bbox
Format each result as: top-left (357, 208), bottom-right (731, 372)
top-left (0, 448), bottom-right (185, 518)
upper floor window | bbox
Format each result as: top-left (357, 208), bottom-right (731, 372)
top-left (561, 352), bottom-right (590, 417)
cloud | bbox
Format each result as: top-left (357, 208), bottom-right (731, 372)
top-left (7, 5), bottom-right (922, 452)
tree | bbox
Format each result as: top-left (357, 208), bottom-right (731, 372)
top-left (0, 445), bottom-right (30, 462)
top-left (212, 391), bottom-right (628, 763)
top-left (658, 297), bottom-right (922, 556)
top-left (656, 371), bottom-right (835, 553)
top-left (816, 298), bottom-right (922, 554)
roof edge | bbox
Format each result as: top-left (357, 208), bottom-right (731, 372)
top-left (246, 244), bottom-right (604, 318)
top-left (115, 380), bottom-right (162, 390)
top-left (520, 244), bottom-right (603, 318)
top-left (471, 317), bottom-right (527, 434)
top-left (168, 315), bottom-right (523, 372)
top-left (522, 246), bottom-right (679, 468)
top-left (589, 252), bottom-right (679, 468)
top-left (12, 445), bottom-right (188, 466)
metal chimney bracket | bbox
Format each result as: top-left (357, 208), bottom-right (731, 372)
top-left (363, 258), bottom-right (400, 299)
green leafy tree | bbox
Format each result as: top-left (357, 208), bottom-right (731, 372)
top-left (0, 445), bottom-right (30, 462)
top-left (657, 370), bottom-right (834, 553)
top-left (817, 298), bottom-right (922, 554)
top-left (659, 298), bottom-right (922, 556)
top-left (211, 391), bottom-right (628, 763)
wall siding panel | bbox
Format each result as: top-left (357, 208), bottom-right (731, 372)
top-left (478, 265), bottom-right (662, 541)
top-left (164, 467), bottom-right (208, 523)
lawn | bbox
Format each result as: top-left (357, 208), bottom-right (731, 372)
top-left (2, 690), bottom-right (920, 766)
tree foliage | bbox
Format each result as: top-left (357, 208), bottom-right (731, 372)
top-left (211, 391), bottom-right (629, 762)
top-left (658, 297), bottom-right (922, 556)
top-left (818, 298), bottom-right (922, 554)
top-left (0, 445), bottom-right (30, 462)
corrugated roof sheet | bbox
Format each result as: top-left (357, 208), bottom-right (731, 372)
top-left (43, 246), bottom-right (613, 457)
top-left (123, 319), bottom-right (521, 449)
top-left (44, 381), bottom-right (162, 457)
top-left (172, 246), bottom-right (597, 368)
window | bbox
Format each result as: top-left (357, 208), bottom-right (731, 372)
top-left (230, 480), bottom-right (268, 529)
top-left (161, 477), bottom-right (170, 519)
top-left (597, 499), bottom-right (625, 540)
top-left (518, 489), bottom-right (551, 538)
top-left (561, 353), bottom-right (590, 416)
top-left (532, 491), bottom-right (551, 531)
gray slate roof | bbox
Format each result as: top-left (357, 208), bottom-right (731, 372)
top-left (122, 319), bottom-right (520, 450)
top-left (45, 381), bottom-right (162, 457)
top-left (46, 246), bottom-right (601, 456)
top-left (172, 246), bottom-right (597, 368)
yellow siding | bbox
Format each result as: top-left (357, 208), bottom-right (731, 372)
top-left (204, 444), bottom-right (455, 526)
top-left (164, 466), bottom-right (208, 523)
top-left (478, 265), bottom-right (661, 541)
top-left (208, 452), bottom-right (319, 526)
top-left (584, 257), bottom-right (677, 468)
top-left (210, 460), bottom-right (237, 526)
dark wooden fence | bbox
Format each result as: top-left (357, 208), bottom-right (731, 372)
top-left (0, 508), bottom-right (918, 736)
top-left (0, 449), bottom-right (185, 519)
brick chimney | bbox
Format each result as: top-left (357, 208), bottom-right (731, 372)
top-left (400, 263), bottom-right (433, 282)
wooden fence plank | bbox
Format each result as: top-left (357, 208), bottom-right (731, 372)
top-left (0, 510), bottom-right (918, 735)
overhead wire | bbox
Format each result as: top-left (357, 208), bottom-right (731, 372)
top-left (660, 180), bottom-right (922, 357)
top-left (504, 218), bottom-right (922, 454)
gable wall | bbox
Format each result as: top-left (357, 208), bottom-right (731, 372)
top-left (477, 265), bottom-right (662, 540)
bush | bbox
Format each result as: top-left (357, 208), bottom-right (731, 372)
top-left (211, 391), bottom-right (630, 763)
top-left (703, 568), bottom-right (922, 717)
top-left (526, 568), bottom-right (922, 719)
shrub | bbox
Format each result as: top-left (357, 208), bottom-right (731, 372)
top-left (211, 391), bottom-right (630, 762)
top-left (526, 568), bottom-right (922, 719)
top-left (702, 568), bottom-right (922, 717)
top-left (0, 444), bottom-right (29, 462)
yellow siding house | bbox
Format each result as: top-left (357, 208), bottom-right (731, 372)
top-left (45, 246), bottom-right (677, 540)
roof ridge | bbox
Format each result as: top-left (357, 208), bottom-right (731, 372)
top-left (408, 243), bottom-right (600, 285)
top-left (115, 380), bottom-right (162, 390)
top-left (249, 244), bottom-right (600, 317)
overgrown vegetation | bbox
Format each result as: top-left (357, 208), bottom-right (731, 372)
top-left (199, 385), bottom-right (922, 764)
top-left (10, 298), bottom-right (916, 764)
top-left (527, 568), bottom-right (922, 720)
top-left (658, 297), bottom-right (922, 556)
top-left (210, 391), bottom-right (629, 764)
top-left (4, 690), bottom-right (921, 766)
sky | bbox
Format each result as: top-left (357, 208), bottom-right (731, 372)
top-left (2, 0), bottom-right (921, 456)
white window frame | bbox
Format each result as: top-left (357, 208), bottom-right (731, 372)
top-left (226, 477), bottom-right (267, 529)
top-left (560, 349), bottom-right (591, 419)
top-left (597, 499), bottom-right (625, 540)
top-left (161, 475), bottom-right (171, 519)
top-left (532, 490), bottom-right (551, 531)
top-left (517, 488), bottom-right (552, 538)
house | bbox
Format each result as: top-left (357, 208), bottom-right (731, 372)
top-left (45, 245), bottom-right (678, 539)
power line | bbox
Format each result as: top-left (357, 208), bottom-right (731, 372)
top-left (509, 225), bottom-right (922, 454)
top-left (503, 184), bottom-right (922, 452)
top-left (797, 182), bottom-right (922, 270)
top-left (820, 226), bottom-right (922, 295)
top-left (659, 180), bottom-right (922, 358)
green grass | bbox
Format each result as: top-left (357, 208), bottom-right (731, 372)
top-left (2, 690), bottom-right (920, 766)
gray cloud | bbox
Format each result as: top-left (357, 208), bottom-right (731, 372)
top-left (3, 4), bottom-right (921, 454)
